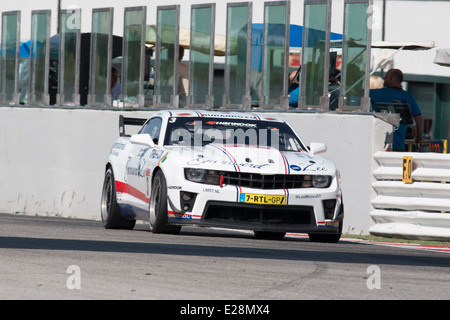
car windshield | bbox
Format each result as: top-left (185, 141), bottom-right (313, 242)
top-left (164, 117), bottom-right (306, 152)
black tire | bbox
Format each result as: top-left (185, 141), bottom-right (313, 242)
top-left (309, 205), bottom-right (343, 243)
top-left (101, 167), bottom-right (136, 229)
top-left (149, 170), bottom-right (181, 234)
top-left (308, 233), bottom-right (341, 243)
top-left (254, 231), bottom-right (286, 240)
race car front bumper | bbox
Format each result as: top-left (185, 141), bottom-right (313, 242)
top-left (168, 196), bottom-right (343, 234)
top-left (166, 177), bottom-right (343, 234)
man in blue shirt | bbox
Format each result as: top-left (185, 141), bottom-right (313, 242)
top-left (289, 86), bottom-right (299, 108)
top-left (370, 69), bottom-right (424, 151)
top-left (288, 69), bottom-right (300, 108)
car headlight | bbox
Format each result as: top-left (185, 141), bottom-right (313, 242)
top-left (185, 168), bottom-right (207, 183)
top-left (312, 175), bottom-right (332, 188)
top-left (184, 168), bottom-right (224, 185)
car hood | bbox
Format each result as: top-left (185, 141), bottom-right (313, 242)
top-left (167, 144), bottom-right (336, 175)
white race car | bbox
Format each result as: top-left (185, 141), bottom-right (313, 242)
top-left (101, 110), bottom-right (344, 242)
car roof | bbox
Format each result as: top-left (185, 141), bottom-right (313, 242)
top-left (155, 109), bottom-right (286, 123)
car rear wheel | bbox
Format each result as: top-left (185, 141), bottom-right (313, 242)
top-left (149, 170), bottom-right (181, 234)
top-left (101, 167), bottom-right (136, 229)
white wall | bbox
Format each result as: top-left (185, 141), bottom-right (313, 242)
top-left (0, 106), bottom-right (392, 235)
top-left (381, 0), bottom-right (450, 78)
top-left (0, 107), bottom-right (148, 219)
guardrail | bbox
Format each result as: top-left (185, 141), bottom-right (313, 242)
top-left (370, 151), bottom-right (450, 240)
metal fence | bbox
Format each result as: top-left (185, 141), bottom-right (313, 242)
top-left (371, 151), bottom-right (450, 240)
top-left (0, 0), bottom-right (373, 110)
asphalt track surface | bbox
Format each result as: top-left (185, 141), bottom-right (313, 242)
top-left (0, 213), bottom-right (449, 301)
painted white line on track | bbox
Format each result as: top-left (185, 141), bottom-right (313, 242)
top-left (211, 228), bottom-right (450, 253)
top-left (286, 233), bottom-right (450, 253)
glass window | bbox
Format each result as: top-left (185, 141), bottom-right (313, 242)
top-left (140, 117), bottom-right (162, 142)
top-left (261, 2), bottom-right (289, 108)
top-left (188, 4), bottom-right (215, 107)
top-left (88, 8), bottom-right (113, 106)
top-left (300, 0), bottom-right (330, 108)
top-left (154, 6), bottom-right (179, 107)
top-left (223, 3), bottom-right (252, 108)
top-left (28, 10), bottom-right (51, 105)
top-left (57, 9), bottom-right (81, 106)
top-left (1, 11), bottom-right (20, 104)
top-left (340, 1), bottom-right (370, 109)
top-left (123, 7), bottom-right (146, 107)
top-left (164, 117), bottom-right (306, 152)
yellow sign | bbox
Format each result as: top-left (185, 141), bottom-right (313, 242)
top-left (240, 193), bottom-right (286, 205)
top-left (402, 156), bottom-right (413, 184)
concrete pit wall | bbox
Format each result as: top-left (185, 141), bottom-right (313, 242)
top-left (0, 106), bottom-right (392, 235)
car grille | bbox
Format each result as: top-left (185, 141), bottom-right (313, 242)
top-left (203, 201), bottom-right (314, 225)
top-left (222, 172), bottom-right (311, 190)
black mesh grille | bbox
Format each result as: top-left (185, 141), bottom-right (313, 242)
top-left (223, 172), bottom-right (310, 190)
top-left (203, 201), bottom-right (314, 225)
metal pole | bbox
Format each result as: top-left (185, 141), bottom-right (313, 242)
top-left (57, 0), bottom-right (61, 34)
top-left (382, 0), bottom-right (386, 41)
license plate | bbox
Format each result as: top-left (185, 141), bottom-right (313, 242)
top-left (239, 193), bottom-right (286, 205)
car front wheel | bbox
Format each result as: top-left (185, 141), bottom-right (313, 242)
top-left (308, 233), bottom-right (341, 243)
top-left (149, 170), bottom-right (181, 234)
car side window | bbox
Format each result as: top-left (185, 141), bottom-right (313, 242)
top-left (140, 117), bottom-right (162, 144)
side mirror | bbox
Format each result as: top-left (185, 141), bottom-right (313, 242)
top-left (309, 142), bottom-right (327, 155)
top-left (130, 134), bottom-right (155, 148)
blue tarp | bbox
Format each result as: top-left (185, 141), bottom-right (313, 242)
top-left (20, 40), bottom-right (33, 57)
top-left (250, 24), bottom-right (342, 70)
top-left (251, 24), bottom-right (342, 48)
top-left (0, 40), bottom-right (44, 58)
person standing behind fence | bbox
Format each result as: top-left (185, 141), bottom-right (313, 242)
top-left (288, 69), bottom-right (300, 108)
top-left (178, 46), bottom-right (189, 107)
top-left (370, 69), bottom-right (424, 152)
top-left (111, 67), bottom-right (121, 101)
